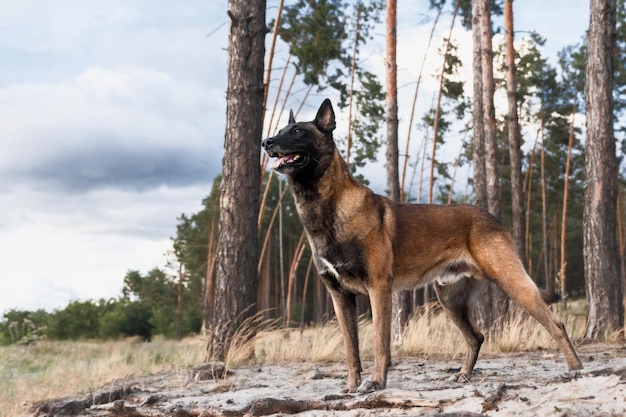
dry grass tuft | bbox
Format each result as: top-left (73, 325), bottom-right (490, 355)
top-left (222, 313), bottom-right (278, 369)
top-left (395, 304), bottom-right (466, 361)
top-left (0, 336), bottom-right (207, 417)
top-left (256, 320), bottom-right (345, 364)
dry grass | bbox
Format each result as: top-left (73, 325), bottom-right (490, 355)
top-left (397, 302), bottom-right (586, 360)
top-left (2, 303), bottom-right (588, 417)
top-left (0, 336), bottom-right (206, 417)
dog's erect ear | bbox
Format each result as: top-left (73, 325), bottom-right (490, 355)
top-left (314, 99), bottom-right (336, 133)
top-left (288, 109), bottom-right (296, 124)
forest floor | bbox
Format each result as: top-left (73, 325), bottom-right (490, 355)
top-left (25, 343), bottom-right (626, 417)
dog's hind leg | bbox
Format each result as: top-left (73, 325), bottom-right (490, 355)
top-left (325, 284), bottom-right (362, 393)
top-left (434, 278), bottom-right (484, 382)
top-left (473, 236), bottom-right (583, 371)
top-left (497, 272), bottom-right (583, 371)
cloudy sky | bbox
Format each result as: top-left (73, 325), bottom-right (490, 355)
top-left (0, 0), bottom-right (588, 313)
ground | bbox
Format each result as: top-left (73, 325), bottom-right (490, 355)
top-left (26, 344), bottom-right (626, 417)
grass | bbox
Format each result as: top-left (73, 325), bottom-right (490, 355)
top-left (2, 302), bottom-right (588, 417)
top-left (0, 336), bottom-right (207, 417)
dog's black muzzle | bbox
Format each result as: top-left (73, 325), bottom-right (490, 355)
top-left (261, 137), bottom-right (276, 154)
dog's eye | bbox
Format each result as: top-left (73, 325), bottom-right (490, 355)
top-left (293, 127), bottom-right (302, 134)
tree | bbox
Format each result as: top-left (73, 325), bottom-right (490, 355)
top-left (503, 0), bottom-right (525, 264)
top-left (386, 0), bottom-right (409, 340)
top-left (583, 0), bottom-right (623, 339)
top-left (471, 0), bottom-right (486, 208)
top-left (208, 0), bottom-right (266, 360)
top-left (468, 0), bottom-right (507, 331)
top-left (480, 0), bottom-right (500, 220)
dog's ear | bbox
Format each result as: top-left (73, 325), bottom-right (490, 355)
top-left (288, 109), bottom-right (296, 124)
top-left (314, 99), bottom-right (336, 133)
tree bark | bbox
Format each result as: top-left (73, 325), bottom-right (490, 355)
top-left (480, 0), bottom-right (500, 220)
top-left (386, 0), bottom-right (409, 340)
top-left (471, 0), bottom-right (486, 209)
top-left (504, 0), bottom-right (526, 265)
top-left (583, 0), bottom-right (623, 340)
top-left (385, 0), bottom-right (400, 203)
top-left (208, 0), bottom-right (266, 360)
top-left (472, 0), bottom-right (507, 331)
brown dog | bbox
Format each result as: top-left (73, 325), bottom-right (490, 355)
top-left (262, 99), bottom-right (583, 393)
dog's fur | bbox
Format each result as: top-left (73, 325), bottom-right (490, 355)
top-left (262, 99), bottom-right (583, 393)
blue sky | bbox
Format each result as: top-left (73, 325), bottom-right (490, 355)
top-left (0, 0), bottom-right (588, 313)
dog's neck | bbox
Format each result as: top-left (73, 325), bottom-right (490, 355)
top-left (288, 149), bottom-right (359, 201)
top-left (286, 149), bottom-right (366, 236)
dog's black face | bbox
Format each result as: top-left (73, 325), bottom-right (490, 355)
top-left (262, 99), bottom-right (337, 180)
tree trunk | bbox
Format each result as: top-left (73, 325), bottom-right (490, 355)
top-left (471, 0), bottom-right (486, 209)
top-left (386, 0), bottom-right (408, 340)
top-left (176, 261), bottom-right (184, 341)
top-left (480, 0), bottom-right (500, 220)
top-left (472, 0), bottom-right (507, 331)
top-left (504, 0), bottom-right (526, 265)
top-left (583, 0), bottom-right (623, 340)
top-left (207, 0), bottom-right (266, 360)
top-left (385, 0), bottom-right (400, 203)
top-left (560, 105), bottom-right (576, 304)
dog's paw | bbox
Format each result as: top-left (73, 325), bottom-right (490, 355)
top-left (448, 372), bottom-right (471, 383)
top-left (343, 384), bottom-right (359, 394)
top-left (357, 380), bottom-right (385, 393)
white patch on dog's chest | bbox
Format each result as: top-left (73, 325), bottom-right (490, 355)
top-left (436, 270), bottom-right (466, 286)
top-left (319, 257), bottom-right (340, 279)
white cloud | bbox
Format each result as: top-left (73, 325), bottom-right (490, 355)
top-left (0, 184), bottom-right (207, 312)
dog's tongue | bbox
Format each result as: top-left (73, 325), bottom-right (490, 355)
top-left (271, 154), bottom-right (297, 169)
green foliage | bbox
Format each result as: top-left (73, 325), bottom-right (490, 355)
top-left (0, 309), bottom-right (48, 345)
top-left (278, 0), bottom-right (385, 180)
top-left (279, 0), bottom-right (349, 87)
top-left (98, 300), bottom-right (153, 340)
top-left (46, 300), bottom-right (102, 340)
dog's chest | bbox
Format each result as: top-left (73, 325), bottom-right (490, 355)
top-left (309, 235), bottom-right (369, 294)
top-left (291, 181), bottom-right (370, 292)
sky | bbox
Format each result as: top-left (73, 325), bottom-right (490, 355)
top-left (0, 0), bottom-right (589, 313)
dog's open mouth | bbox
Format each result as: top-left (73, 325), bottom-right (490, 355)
top-left (271, 152), bottom-right (303, 169)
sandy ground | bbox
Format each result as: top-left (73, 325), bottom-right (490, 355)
top-left (28, 344), bottom-right (626, 417)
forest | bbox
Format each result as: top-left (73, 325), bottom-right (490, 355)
top-left (2, 0), bottom-right (626, 345)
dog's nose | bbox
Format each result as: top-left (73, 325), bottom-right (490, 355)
top-left (262, 138), bottom-right (273, 149)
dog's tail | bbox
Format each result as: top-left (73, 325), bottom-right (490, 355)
top-left (539, 289), bottom-right (562, 305)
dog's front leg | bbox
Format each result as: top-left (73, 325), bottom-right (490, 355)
top-left (359, 282), bottom-right (392, 393)
top-left (326, 286), bottom-right (362, 392)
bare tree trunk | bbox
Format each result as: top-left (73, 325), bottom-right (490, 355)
top-left (583, 0), bottom-right (623, 340)
top-left (346, 4), bottom-right (362, 166)
top-left (560, 105), bottom-right (576, 305)
top-left (540, 127), bottom-right (552, 291)
top-left (524, 136), bottom-right (537, 274)
top-left (204, 214), bottom-right (218, 326)
top-left (473, 0), bottom-right (507, 331)
top-left (480, 0), bottom-right (500, 220)
top-left (286, 232), bottom-right (306, 326)
top-left (471, 0), bottom-right (486, 209)
top-left (208, 0), bottom-right (266, 361)
top-left (617, 185), bottom-right (626, 317)
top-left (504, 0), bottom-right (525, 265)
top-left (386, 0), bottom-right (400, 203)
top-left (176, 261), bottom-right (184, 341)
top-left (385, 0), bottom-right (409, 340)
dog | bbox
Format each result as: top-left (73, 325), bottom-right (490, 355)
top-left (262, 99), bottom-right (583, 393)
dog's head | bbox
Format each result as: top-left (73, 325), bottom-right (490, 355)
top-left (262, 99), bottom-right (336, 179)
